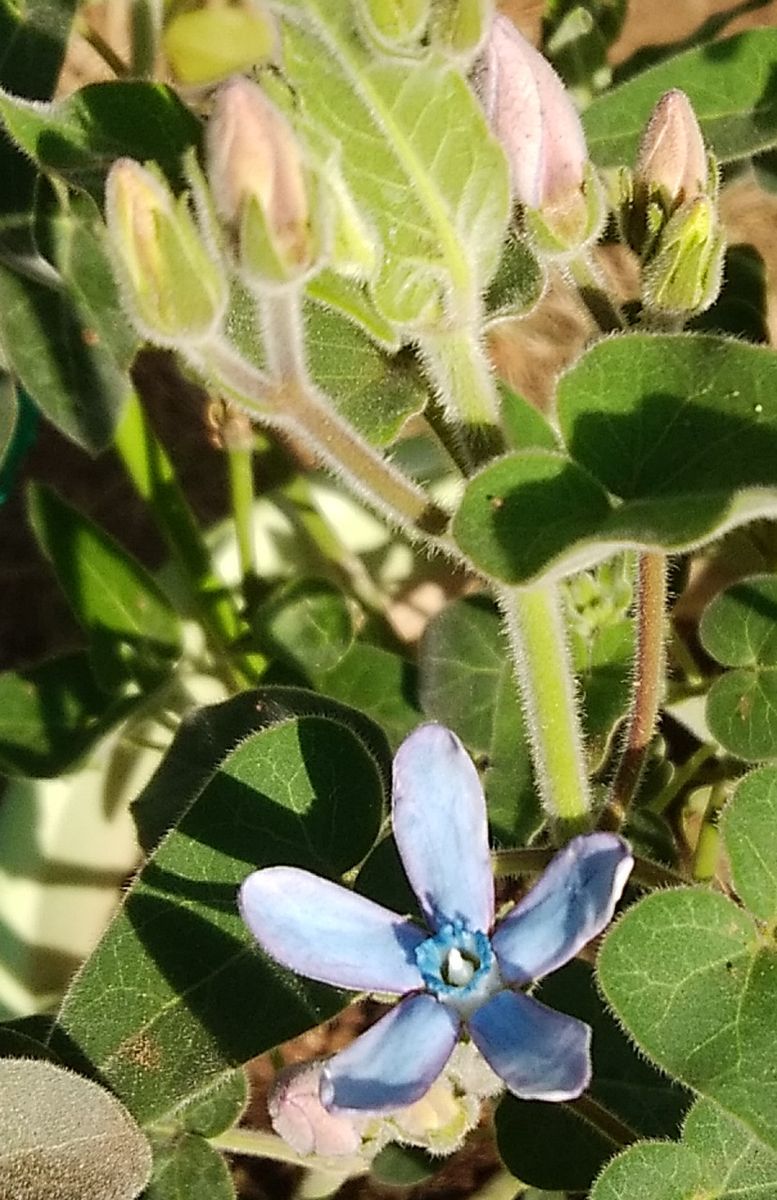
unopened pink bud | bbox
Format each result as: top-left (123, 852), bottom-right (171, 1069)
top-left (478, 14), bottom-right (588, 211)
top-left (269, 1062), bottom-right (365, 1157)
top-left (208, 76), bottom-right (317, 280)
top-left (635, 89), bottom-right (707, 211)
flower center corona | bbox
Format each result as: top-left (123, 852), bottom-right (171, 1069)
top-left (415, 921), bottom-right (502, 1018)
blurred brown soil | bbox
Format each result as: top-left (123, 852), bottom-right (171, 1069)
top-left (3, 3), bottom-right (777, 1198)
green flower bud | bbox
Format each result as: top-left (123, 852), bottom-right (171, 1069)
top-left (430, 0), bottom-right (493, 61)
top-left (207, 77), bottom-right (324, 287)
top-left (106, 158), bottom-right (227, 345)
top-left (355, 0), bottom-right (431, 50)
top-left (622, 89), bottom-right (717, 259)
top-left (641, 194), bottom-right (725, 318)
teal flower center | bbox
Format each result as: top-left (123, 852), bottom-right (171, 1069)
top-left (415, 921), bottom-right (502, 1018)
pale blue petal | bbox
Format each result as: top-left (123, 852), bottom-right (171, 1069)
top-left (239, 867), bottom-right (425, 993)
top-left (492, 833), bottom-right (633, 985)
top-left (468, 989), bottom-right (591, 1101)
top-left (320, 993), bottom-right (460, 1112)
top-left (392, 724), bottom-right (494, 933)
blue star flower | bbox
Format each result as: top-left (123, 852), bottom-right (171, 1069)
top-left (240, 724), bottom-right (633, 1113)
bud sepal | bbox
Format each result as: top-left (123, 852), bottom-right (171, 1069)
top-left (641, 194), bottom-right (725, 318)
top-left (106, 158), bottom-right (227, 347)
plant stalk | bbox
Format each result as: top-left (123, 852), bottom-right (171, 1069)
top-left (567, 251), bottom-right (626, 334)
top-left (605, 551), bottom-right (668, 827)
top-left (499, 584), bottom-right (592, 839)
top-left (207, 1126), bottom-right (366, 1177)
top-left (200, 328), bottom-right (449, 541)
top-left (416, 328), bottom-right (504, 469)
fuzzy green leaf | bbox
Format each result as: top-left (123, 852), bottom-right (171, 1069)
top-left (721, 767), bottom-right (777, 922)
top-left (455, 335), bottom-right (777, 585)
top-left (0, 81), bottom-right (201, 199)
top-left (56, 689), bottom-right (389, 1123)
top-left (701, 575), bottom-right (777, 761)
top-left (599, 887), bottom-right (777, 1154)
top-left (592, 1097), bottom-right (777, 1200)
top-left (145, 1135), bottom-right (235, 1200)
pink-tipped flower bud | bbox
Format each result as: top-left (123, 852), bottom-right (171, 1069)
top-left (207, 76), bottom-right (323, 286)
top-left (477, 15), bottom-right (603, 254)
top-left (635, 89), bottom-right (708, 214)
top-left (269, 1062), bottom-right (366, 1158)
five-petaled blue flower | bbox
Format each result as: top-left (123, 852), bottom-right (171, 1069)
top-left (240, 723), bottom-right (633, 1113)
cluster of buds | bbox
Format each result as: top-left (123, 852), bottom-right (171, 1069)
top-left (269, 1043), bottom-right (501, 1163)
top-left (105, 72), bottom-right (330, 346)
top-left (566, 556), bottom-right (633, 644)
top-left (621, 89), bottom-right (724, 318)
top-left (477, 14), bottom-right (605, 258)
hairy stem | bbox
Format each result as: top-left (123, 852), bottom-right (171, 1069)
top-left (200, 321), bottom-right (449, 541)
top-left (606, 552), bottom-right (668, 827)
top-left (416, 328), bottom-right (504, 469)
top-left (499, 584), bottom-right (592, 839)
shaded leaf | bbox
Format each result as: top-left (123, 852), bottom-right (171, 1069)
top-left (0, 652), bottom-right (130, 777)
top-left (418, 596), bottom-right (540, 844)
top-left (56, 689), bottom-right (389, 1122)
top-left (145, 1134), bottom-right (235, 1200)
top-left (0, 0), bottom-right (77, 100)
top-left (29, 483), bottom-right (182, 693)
top-left (321, 643), bottom-right (421, 749)
top-left (701, 574), bottom-right (777, 761)
top-left (261, 579), bottom-right (354, 678)
top-left (0, 81), bottom-right (201, 200)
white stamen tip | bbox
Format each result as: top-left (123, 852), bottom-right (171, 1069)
top-left (447, 947), bottom-right (475, 986)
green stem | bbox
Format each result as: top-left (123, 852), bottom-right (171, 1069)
top-left (79, 23), bottom-right (129, 77)
top-left (200, 331), bottom-right (449, 540)
top-left (692, 783), bottom-right (726, 883)
top-left (499, 584), bottom-right (592, 839)
top-left (130, 0), bottom-right (160, 77)
top-left (416, 329), bottom-right (504, 468)
top-left (114, 391), bottom-right (249, 688)
top-left (492, 848), bottom-right (686, 890)
top-left (605, 551), bottom-right (668, 827)
top-left (227, 443), bottom-right (257, 585)
top-left (207, 1126), bottom-right (367, 1177)
top-left (468, 1167), bottom-right (523, 1200)
top-left (277, 475), bottom-right (389, 616)
top-left (648, 742), bottom-right (717, 815)
top-left (570, 1094), bottom-right (639, 1149)
top-left (567, 251), bottom-right (626, 334)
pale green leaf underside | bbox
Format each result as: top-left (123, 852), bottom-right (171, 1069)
top-left (276, 0), bottom-right (509, 324)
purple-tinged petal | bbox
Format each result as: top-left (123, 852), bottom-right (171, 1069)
top-left (320, 993), bottom-right (460, 1113)
top-left (492, 833), bottom-right (633, 985)
top-left (393, 725), bottom-right (494, 933)
top-left (239, 867), bottom-right (425, 993)
top-left (468, 989), bottom-right (591, 1101)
